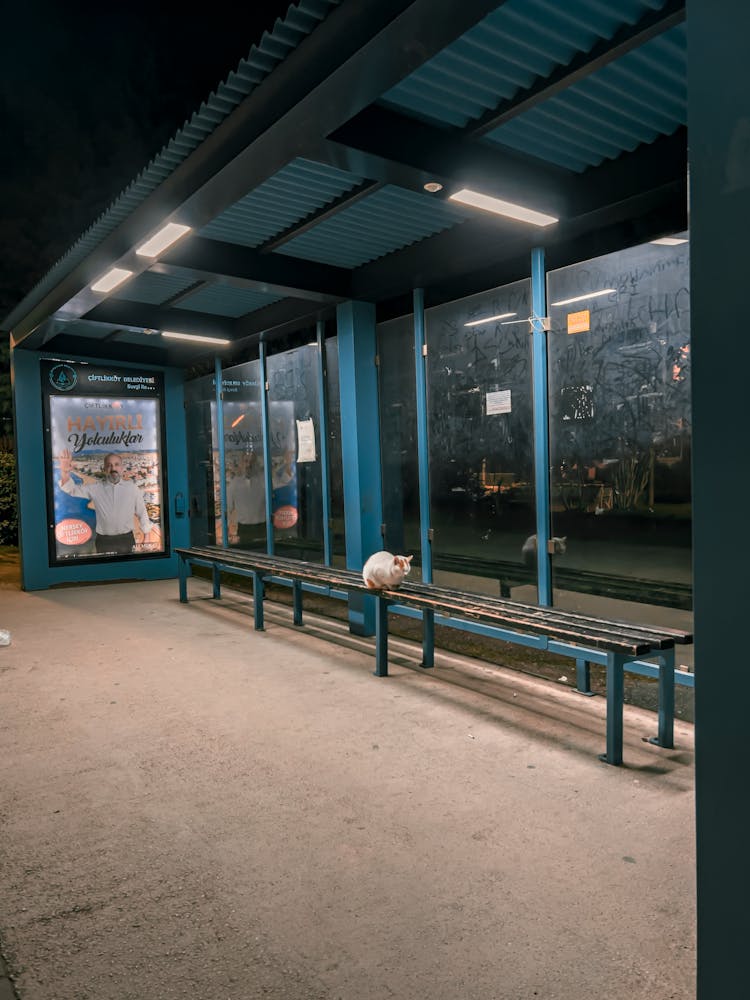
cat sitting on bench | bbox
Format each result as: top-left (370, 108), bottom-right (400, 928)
top-left (521, 534), bottom-right (567, 567)
top-left (362, 551), bottom-right (413, 589)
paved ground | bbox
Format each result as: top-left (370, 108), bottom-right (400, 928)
top-left (0, 576), bottom-right (696, 999)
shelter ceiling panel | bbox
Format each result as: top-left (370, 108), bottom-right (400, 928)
top-left (484, 22), bottom-right (687, 170)
top-left (273, 184), bottom-right (470, 268)
top-left (174, 284), bottom-right (283, 318)
top-left (379, 0), bottom-right (674, 129)
top-left (198, 158), bottom-right (365, 248)
top-left (109, 271), bottom-right (199, 305)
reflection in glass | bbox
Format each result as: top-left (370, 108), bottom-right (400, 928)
top-left (546, 238), bottom-right (692, 614)
top-left (266, 344), bottom-right (324, 560)
top-left (377, 315), bottom-right (421, 563)
top-left (219, 360), bottom-right (266, 550)
top-left (425, 279), bottom-right (537, 599)
top-left (184, 374), bottom-right (219, 547)
top-left (325, 336), bottom-right (345, 564)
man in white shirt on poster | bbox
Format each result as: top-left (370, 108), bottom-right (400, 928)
top-left (57, 449), bottom-right (154, 555)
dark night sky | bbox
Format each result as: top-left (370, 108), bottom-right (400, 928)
top-left (0, 0), bottom-right (294, 325)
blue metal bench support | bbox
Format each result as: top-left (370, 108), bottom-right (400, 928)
top-left (212, 563), bottom-right (222, 600)
top-left (252, 572), bottom-right (265, 631)
top-left (650, 647), bottom-right (675, 750)
top-left (374, 595), bottom-right (389, 677)
top-left (178, 553), bottom-right (188, 604)
top-left (575, 657), bottom-right (595, 696)
top-left (292, 580), bottom-right (303, 626)
top-left (422, 609), bottom-right (435, 668)
top-left (602, 651), bottom-right (625, 766)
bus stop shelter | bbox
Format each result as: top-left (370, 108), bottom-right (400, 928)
top-left (2, 1), bottom-right (745, 996)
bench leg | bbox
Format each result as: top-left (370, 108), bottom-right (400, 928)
top-left (421, 610), bottom-right (434, 669)
top-left (252, 572), bottom-right (265, 631)
top-left (212, 563), bottom-right (221, 600)
top-left (601, 651), bottom-right (624, 766)
top-left (178, 555), bottom-right (189, 604)
top-left (374, 595), bottom-right (389, 677)
top-left (648, 647), bottom-right (675, 750)
top-left (575, 657), bottom-right (595, 696)
top-left (292, 580), bottom-right (303, 626)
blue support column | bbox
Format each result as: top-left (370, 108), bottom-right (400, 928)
top-left (214, 356), bottom-right (228, 549)
top-left (336, 300), bottom-right (383, 635)
top-left (531, 247), bottom-right (552, 606)
top-left (316, 320), bottom-right (333, 566)
top-left (414, 288), bottom-right (434, 668)
top-left (252, 572), bottom-right (265, 631)
top-left (689, 6), bottom-right (750, 994)
top-left (259, 339), bottom-right (274, 555)
top-left (601, 651), bottom-right (624, 766)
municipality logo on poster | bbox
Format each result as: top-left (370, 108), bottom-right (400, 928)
top-left (49, 363), bottom-right (78, 392)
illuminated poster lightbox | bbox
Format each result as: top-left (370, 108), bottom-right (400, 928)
top-left (42, 360), bottom-right (168, 566)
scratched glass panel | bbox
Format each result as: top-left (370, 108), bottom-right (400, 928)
top-left (546, 237), bottom-right (693, 638)
top-left (184, 373), bottom-right (219, 547)
top-left (325, 335), bottom-right (346, 565)
top-left (425, 278), bottom-right (537, 601)
top-left (377, 314), bottom-right (422, 566)
top-left (219, 359), bottom-right (266, 551)
top-left (266, 343), bottom-right (324, 561)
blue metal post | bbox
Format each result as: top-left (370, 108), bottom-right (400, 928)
top-left (215, 356), bottom-right (228, 548)
top-left (316, 320), bottom-right (333, 566)
top-left (336, 300), bottom-right (383, 636)
top-left (414, 288), bottom-right (434, 668)
top-left (602, 651), bottom-right (625, 766)
top-left (259, 339), bottom-right (274, 555)
top-left (531, 247), bottom-right (552, 606)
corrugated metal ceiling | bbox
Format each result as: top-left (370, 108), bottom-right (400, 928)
top-left (110, 271), bottom-right (198, 306)
top-left (199, 158), bottom-right (364, 248)
top-left (380, 0), bottom-right (684, 171)
top-left (174, 284), bottom-right (282, 318)
top-left (273, 185), bottom-right (470, 268)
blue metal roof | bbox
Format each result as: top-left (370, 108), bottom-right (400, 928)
top-left (199, 158), bottom-right (364, 248)
top-left (485, 23), bottom-right (686, 171)
top-left (110, 271), bottom-right (198, 306)
top-left (380, 0), bottom-right (683, 170)
top-left (273, 185), bottom-right (470, 268)
top-left (6, 0), bottom-right (340, 327)
top-left (174, 284), bottom-right (282, 318)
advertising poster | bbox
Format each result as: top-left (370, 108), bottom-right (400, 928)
top-left (211, 392), bottom-right (297, 545)
top-left (42, 360), bottom-right (167, 565)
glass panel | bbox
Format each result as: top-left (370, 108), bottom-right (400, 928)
top-left (184, 374), bottom-right (219, 547)
top-left (377, 314), bottom-right (421, 564)
top-left (266, 344), bottom-right (324, 560)
top-left (325, 336), bottom-right (346, 565)
top-left (546, 238), bottom-right (692, 643)
top-left (219, 360), bottom-right (266, 550)
top-left (425, 279), bottom-right (536, 599)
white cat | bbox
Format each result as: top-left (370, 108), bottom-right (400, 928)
top-left (362, 551), bottom-right (413, 589)
top-left (521, 534), bottom-right (567, 566)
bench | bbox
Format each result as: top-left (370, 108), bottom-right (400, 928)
top-left (175, 545), bottom-right (693, 767)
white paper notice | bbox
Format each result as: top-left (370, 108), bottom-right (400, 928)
top-left (296, 418), bottom-right (316, 462)
top-left (486, 389), bottom-right (512, 415)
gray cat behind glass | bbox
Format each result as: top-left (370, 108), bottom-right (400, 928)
top-left (521, 534), bottom-right (566, 566)
top-left (362, 551), bottom-right (413, 589)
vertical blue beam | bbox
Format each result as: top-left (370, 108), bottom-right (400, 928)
top-left (214, 356), bottom-right (228, 549)
top-left (259, 339), bottom-right (274, 555)
top-left (689, 6), bottom-right (749, 994)
top-left (414, 288), bottom-right (434, 668)
top-left (336, 300), bottom-right (383, 636)
top-left (531, 247), bottom-right (552, 606)
top-left (316, 320), bottom-right (333, 566)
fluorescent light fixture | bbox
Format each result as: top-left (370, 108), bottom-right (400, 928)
top-left (162, 331), bottom-right (231, 346)
top-left (136, 222), bottom-right (192, 257)
top-left (464, 312), bottom-right (516, 327)
top-left (650, 237), bottom-right (688, 246)
top-left (449, 188), bottom-right (558, 227)
top-left (550, 289), bottom-right (615, 307)
top-left (90, 267), bottom-right (133, 293)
